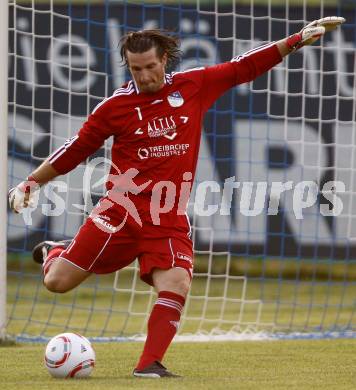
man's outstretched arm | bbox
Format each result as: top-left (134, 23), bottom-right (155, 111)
top-left (9, 103), bottom-right (113, 213)
top-left (200, 16), bottom-right (345, 112)
top-left (276, 16), bottom-right (345, 57)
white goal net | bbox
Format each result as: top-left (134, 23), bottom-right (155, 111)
top-left (5, 0), bottom-right (356, 341)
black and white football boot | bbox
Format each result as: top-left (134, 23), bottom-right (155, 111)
top-left (32, 240), bottom-right (72, 265)
top-left (133, 361), bottom-right (181, 378)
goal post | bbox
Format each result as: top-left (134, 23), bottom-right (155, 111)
top-left (6, 0), bottom-right (356, 341)
top-left (0, 0), bottom-right (9, 341)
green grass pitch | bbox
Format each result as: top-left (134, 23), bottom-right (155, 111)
top-left (1, 339), bottom-right (356, 389)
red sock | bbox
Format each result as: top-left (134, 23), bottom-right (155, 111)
top-left (42, 247), bottom-right (64, 275)
top-left (136, 290), bottom-right (185, 370)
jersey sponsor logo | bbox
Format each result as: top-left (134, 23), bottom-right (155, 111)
top-left (177, 252), bottom-right (192, 264)
top-left (138, 143), bottom-right (190, 160)
top-left (167, 91), bottom-right (184, 107)
top-left (147, 115), bottom-right (177, 139)
top-left (138, 148), bottom-right (150, 159)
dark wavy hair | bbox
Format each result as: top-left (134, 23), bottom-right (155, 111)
top-left (120, 29), bottom-right (181, 69)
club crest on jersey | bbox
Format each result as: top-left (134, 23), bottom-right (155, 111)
top-left (167, 91), bottom-right (184, 107)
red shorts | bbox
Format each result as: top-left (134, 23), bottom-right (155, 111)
top-left (58, 217), bottom-right (194, 286)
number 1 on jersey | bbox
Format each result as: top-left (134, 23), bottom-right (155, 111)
top-left (135, 106), bottom-right (143, 121)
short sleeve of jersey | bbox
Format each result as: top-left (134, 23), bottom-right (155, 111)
top-left (48, 98), bottom-right (114, 174)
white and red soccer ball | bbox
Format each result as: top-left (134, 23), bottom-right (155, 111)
top-left (44, 332), bottom-right (95, 378)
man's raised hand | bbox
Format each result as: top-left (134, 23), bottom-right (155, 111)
top-left (310, 16), bottom-right (346, 32)
top-left (286, 16), bottom-right (345, 52)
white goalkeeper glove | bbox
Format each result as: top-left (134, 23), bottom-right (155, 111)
top-left (8, 175), bottom-right (40, 213)
top-left (286, 16), bottom-right (346, 52)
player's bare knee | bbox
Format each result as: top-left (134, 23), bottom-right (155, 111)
top-left (44, 274), bottom-right (70, 293)
top-left (153, 267), bottom-right (191, 296)
top-left (178, 277), bottom-right (191, 296)
top-left (168, 275), bottom-right (191, 297)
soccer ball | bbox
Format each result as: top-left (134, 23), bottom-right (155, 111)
top-left (44, 332), bottom-right (95, 378)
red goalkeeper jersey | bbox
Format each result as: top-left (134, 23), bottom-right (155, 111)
top-left (48, 42), bottom-right (282, 236)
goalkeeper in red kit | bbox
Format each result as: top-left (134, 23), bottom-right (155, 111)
top-left (8, 17), bottom-right (344, 377)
